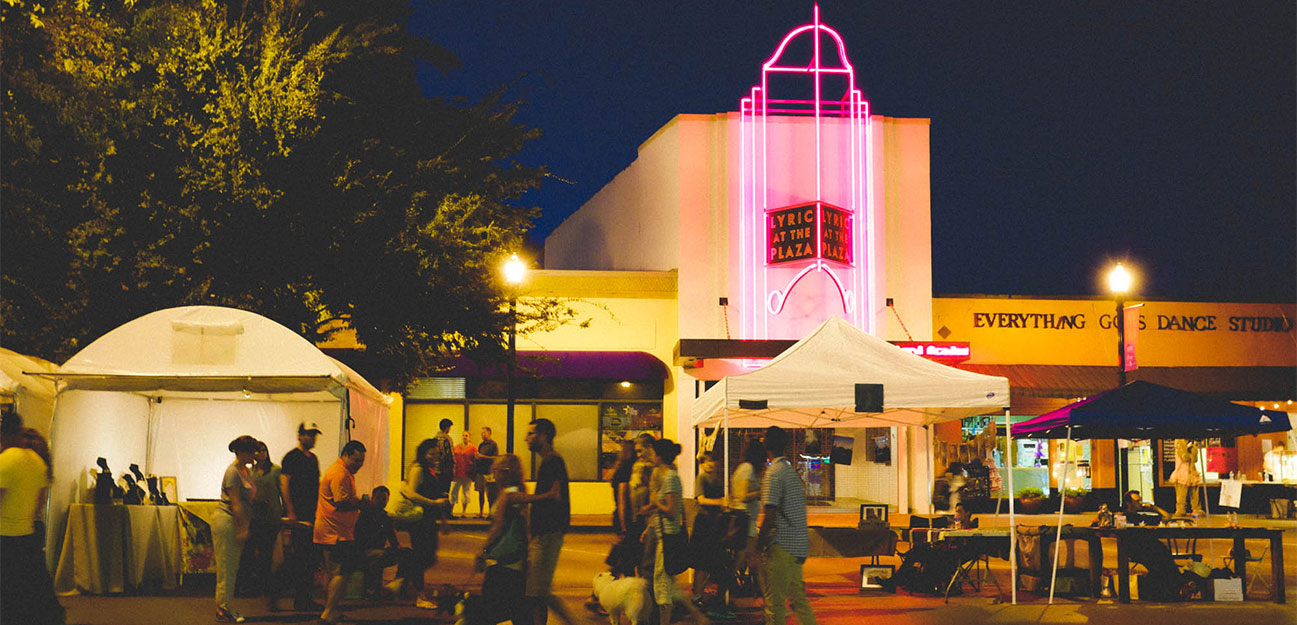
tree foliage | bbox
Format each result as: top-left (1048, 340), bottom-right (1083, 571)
top-left (3, 0), bottom-right (564, 386)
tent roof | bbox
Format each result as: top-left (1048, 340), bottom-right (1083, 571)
top-left (0, 348), bottom-right (58, 400)
top-left (691, 317), bottom-right (1009, 429)
top-left (46, 306), bottom-right (390, 404)
top-left (1014, 380), bottom-right (1291, 439)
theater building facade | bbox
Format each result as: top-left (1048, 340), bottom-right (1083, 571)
top-left (371, 12), bottom-right (1295, 516)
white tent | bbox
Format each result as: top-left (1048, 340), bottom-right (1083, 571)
top-left (691, 317), bottom-right (1009, 430)
top-left (39, 306), bottom-right (392, 561)
top-left (1, 347), bottom-right (60, 435)
top-left (691, 316), bottom-right (1021, 603)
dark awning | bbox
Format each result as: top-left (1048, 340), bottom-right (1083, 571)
top-left (1013, 380), bottom-right (1292, 439)
top-left (433, 351), bottom-right (669, 380)
top-left (952, 364), bottom-right (1295, 401)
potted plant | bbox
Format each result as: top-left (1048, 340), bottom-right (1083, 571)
top-left (1063, 488), bottom-right (1089, 513)
top-left (1017, 487), bottom-right (1045, 514)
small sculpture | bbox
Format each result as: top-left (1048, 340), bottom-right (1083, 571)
top-left (122, 473), bottom-right (145, 505)
top-left (147, 475), bottom-right (170, 505)
top-left (94, 457), bottom-right (122, 504)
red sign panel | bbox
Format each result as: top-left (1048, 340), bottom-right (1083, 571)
top-left (766, 202), bottom-right (853, 266)
top-left (892, 342), bottom-right (972, 363)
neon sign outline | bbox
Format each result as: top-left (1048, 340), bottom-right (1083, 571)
top-left (739, 5), bottom-right (873, 340)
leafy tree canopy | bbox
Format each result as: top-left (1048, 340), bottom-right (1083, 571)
top-left (3, 0), bottom-right (568, 386)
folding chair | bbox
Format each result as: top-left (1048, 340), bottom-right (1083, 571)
top-left (1165, 517), bottom-right (1201, 563)
top-left (1223, 545), bottom-right (1272, 595)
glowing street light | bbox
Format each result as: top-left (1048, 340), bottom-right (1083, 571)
top-left (503, 254), bottom-right (527, 453)
top-left (1108, 263), bottom-right (1132, 295)
top-left (1107, 263), bottom-right (1134, 387)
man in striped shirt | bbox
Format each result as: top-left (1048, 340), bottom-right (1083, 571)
top-left (757, 426), bottom-right (816, 625)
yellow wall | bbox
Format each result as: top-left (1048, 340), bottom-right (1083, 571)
top-left (379, 270), bottom-right (680, 516)
top-left (934, 297), bottom-right (1296, 367)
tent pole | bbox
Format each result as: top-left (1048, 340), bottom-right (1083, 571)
top-left (1006, 408), bottom-right (1016, 605)
top-left (1048, 426), bottom-right (1073, 604)
top-left (925, 425), bottom-right (933, 515)
top-left (723, 407), bottom-right (730, 500)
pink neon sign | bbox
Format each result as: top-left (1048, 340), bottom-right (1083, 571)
top-left (739, 5), bottom-right (873, 341)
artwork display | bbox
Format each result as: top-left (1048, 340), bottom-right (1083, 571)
top-left (860, 565), bottom-right (894, 590)
top-left (859, 504), bottom-right (888, 525)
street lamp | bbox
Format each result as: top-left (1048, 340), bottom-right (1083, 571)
top-left (1107, 262), bottom-right (1134, 498)
top-left (503, 254), bottom-right (527, 453)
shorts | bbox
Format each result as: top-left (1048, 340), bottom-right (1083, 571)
top-left (525, 532), bottom-right (565, 597)
top-left (474, 473), bottom-right (488, 492)
top-left (320, 541), bottom-right (361, 577)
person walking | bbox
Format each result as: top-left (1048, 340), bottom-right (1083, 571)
top-left (237, 440), bottom-right (282, 597)
top-left (692, 450), bottom-right (736, 619)
top-left (0, 412), bottom-right (65, 625)
top-left (384, 438), bottom-right (450, 603)
top-left (315, 440), bottom-right (367, 625)
top-left (629, 433), bottom-right (657, 578)
top-left (213, 435), bottom-right (258, 623)
top-left (519, 418), bottom-right (579, 625)
top-left (432, 419), bottom-right (455, 500)
top-left (270, 422), bottom-right (324, 613)
top-left (640, 438), bottom-right (710, 625)
top-left (756, 426), bottom-right (815, 625)
top-left (452, 431), bottom-right (478, 518)
top-left (730, 439), bottom-right (767, 593)
top-left (474, 454), bottom-right (531, 625)
top-left (475, 427), bottom-right (500, 518)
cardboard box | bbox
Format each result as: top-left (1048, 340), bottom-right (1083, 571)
top-left (1213, 578), bottom-right (1244, 602)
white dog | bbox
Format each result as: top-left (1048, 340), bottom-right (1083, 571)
top-left (592, 571), bottom-right (652, 625)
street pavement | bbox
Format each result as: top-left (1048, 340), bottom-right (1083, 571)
top-left (58, 509), bottom-right (1297, 625)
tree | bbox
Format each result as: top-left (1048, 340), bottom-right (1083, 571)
top-left (2, 0), bottom-right (560, 386)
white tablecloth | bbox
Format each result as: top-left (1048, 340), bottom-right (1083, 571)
top-left (54, 504), bottom-right (182, 594)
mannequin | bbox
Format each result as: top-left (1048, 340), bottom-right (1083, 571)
top-left (1168, 439), bottom-right (1203, 516)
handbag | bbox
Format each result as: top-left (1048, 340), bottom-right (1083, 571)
top-left (486, 513), bottom-right (527, 565)
top-left (658, 514), bottom-right (691, 575)
top-left (386, 489), bottom-right (424, 525)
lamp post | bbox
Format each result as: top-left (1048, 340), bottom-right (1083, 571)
top-left (1108, 262), bottom-right (1132, 497)
top-left (503, 254), bottom-right (527, 453)
top-left (1108, 263), bottom-right (1132, 387)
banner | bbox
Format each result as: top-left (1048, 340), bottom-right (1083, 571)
top-left (1218, 479), bottom-right (1242, 509)
top-left (1123, 304), bottom-right (1143, 372)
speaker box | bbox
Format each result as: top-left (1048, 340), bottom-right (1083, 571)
top-left (855, 384), bottom-right (883, 412)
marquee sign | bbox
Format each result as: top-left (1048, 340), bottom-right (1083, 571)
top-left (767, 201), bottom-right (853, 265)
top-left (738, 6), bottom-right (873, 341)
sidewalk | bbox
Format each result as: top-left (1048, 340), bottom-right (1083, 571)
top-left (57, 506), bottom-right (1296, 625)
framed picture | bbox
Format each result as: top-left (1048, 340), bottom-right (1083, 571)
top-left (859, 504), bottom-right (888, 525)
top-left (160, 476), bottom-right (177, 503)
top-left (860, 565), bottom-right (894, 590)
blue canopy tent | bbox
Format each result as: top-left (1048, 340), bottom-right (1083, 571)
top-left (1014, 380), bottom-right (1291, 440)
top-left (1010, 380), bottom-right (1291, 603)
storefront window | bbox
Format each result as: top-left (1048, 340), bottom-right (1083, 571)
top-left (599, 403), bottom-right (663, 480)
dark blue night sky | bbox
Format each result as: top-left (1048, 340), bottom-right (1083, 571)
top-left (411, 1), bottom-right (1295, 302)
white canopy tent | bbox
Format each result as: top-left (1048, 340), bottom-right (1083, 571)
top-left (691, 317), bottom-right (1009, 430)
top-left (690, 316), bottom-right (1021, 602)
top-left (1, 347), bottom-right (60, 435)
top-left (38, 306), bottom-right (392, 562)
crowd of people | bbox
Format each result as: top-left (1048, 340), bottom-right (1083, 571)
top-left (203, 418), bottom-right (512, 623)
top-left (0, 408), bottom-right (819, 625)
top-left (589, 426), bottom-right (818, 625)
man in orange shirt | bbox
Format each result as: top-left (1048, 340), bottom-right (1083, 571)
top-left (451, 431), bottom-right (478, 518)
top-left (314, 440), bottom-right (366, 624)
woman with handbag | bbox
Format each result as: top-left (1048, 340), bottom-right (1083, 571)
top-left (474, 454), bottom-right (531, 625)
top-left (639, 438), bottom-right (710, 625)
top-left (384, 438), bottom-right (450, 603)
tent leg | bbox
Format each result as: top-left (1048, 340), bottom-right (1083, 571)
top-left (1005, 408), bottom-right (1016, 605)
top-left (1049, 426), bottom-right (1073, 604)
